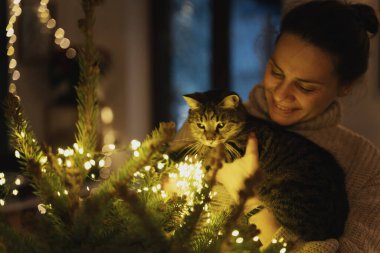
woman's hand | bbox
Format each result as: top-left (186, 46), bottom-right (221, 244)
top-left (216, 133), bottom-right (260, 203)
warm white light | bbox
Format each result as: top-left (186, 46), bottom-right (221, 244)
top-left (0, 178), bottom-right (6, 186)
top-left (6, 28), bottom-right (14, 37)
top-left (98, 159), bottom-right (105, 168)
top-left (101, 106), bottom-right (114, 124)
top-left (84, 161), bottom-right (92, 170)
top-left (14, 150), bottom-right (20, 158)
top-left (66, 48), bottom-right (77, 59)
top-left (59, 38), bottom-right (70, 49)
top-left (8, 83), bottom-right (16, 95)
top-left (12, 70), bottom-right (20, 81)
top-left (12, 189), bottom-right (19, 196)
top-left (253, 236), bottom-right (260, 242)
top-left (231, 230), bottom-right (239, 237)
top-left (47, 19), bottom-right (56, 29)
top-left (9, 59), bottom-right (17, 69)
top-left (130, 139), bottom-right (141, 150)
top-left (236, 237), bottom-right (244, 244)
top-left (37, 203), bottom-right (47, 214)
top-left (40, 156), bottom-right (48, 164)
top-left (15, 178), bottom-right (21, 185)
top-left (7, 46), bottom-right (14, 56)
top-left (55, 28), bottom-right (65, 39)
top-left (0, 199), bottom-right (4, 206)
top-left (157, 162), bottom-right (164, 170)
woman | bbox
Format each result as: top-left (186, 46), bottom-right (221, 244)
top-left (218, 1), bottom-right (380, 252)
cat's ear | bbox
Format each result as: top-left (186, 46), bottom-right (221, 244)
top-left (219, 94), bottom-right (240, 109)
top-left (183, 95), bottom-right (201, 110)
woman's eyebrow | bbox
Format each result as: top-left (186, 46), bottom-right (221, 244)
top-left (269, 58), bottom-right (283, 72)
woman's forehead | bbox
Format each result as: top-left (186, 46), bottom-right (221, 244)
top-left (272, 33), bottom-right (339, 85)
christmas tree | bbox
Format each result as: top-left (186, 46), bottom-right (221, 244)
top-left (1, 1), bottom-right (288, 252)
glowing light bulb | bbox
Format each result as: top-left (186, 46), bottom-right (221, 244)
top-left (84, 161), bottom-right (92, 170)
top-left (0, 199), bottom-right (5, 206)
top-left (66, 48), bottom-right (77, 59)
top-left (15, 178), bottom-right (21, 185)
top-left (7, 46), bottom-right (15, 56)
top-left (130, 140), bottom-right (141, 150)
top-left (9, 59), bottom-right (17, 69)
top-left (99, 159), bottom-right (105, 167)
top-left (59, 38), bottom-right (70, 49)
top-left (14, 150), bottom-right (20, 158)
top-left (231, 230), bottom-right (239, 237)
top-left (101, 106), bottom-right (114, 124)
top-left (236, 237), bottom-right (244, 244)
top-left (253, 236), bottom-right (260, 242)
top-left (54, 28), bottom-right (65, 39)
top-left (12, 189), bottom-right (19, 196)
top-left (12, 70), bottom-right (20, 80)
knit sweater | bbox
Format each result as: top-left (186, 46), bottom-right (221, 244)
top-left (246, 85), bottom-right (380, 253)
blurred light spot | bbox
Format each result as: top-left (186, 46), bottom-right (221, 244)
top-left (12, 70), bottom-right (20, 80)
top-left (66, 48), bottom-right (77, 59)
top-left (101, 106), bottom-right (114, 124)
top-left (9, 58), bottom-right (17, 69)
top-left (54, 28), bottom-right (65, 39)
top-left (59, 38), bottom-right (70, 49)
top-left (9, 83), bottom-right (17, 94)
top-left (47, 19), bottom-right (56, 29)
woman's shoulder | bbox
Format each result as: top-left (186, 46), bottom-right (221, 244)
top-left (335, 124), bottom-right (380, 156)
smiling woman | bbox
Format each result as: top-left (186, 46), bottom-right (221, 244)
top-left (262, 33), bottom-right (347, 126)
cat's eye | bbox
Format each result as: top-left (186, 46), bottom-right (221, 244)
top-left (216, 123), bottom-right (225, 129)
top-left (197, 123), bottom-right (205, 129)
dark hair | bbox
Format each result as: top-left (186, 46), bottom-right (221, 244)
top-left (279, 0), bottom-right (379, 84)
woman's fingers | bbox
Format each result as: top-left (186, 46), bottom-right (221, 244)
top-left (243, 132), bottom-right (259, 177)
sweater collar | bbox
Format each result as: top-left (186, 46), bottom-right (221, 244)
top-left (245, 84), bottom-right (341, 131)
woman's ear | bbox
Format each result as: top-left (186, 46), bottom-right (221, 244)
top-left (337, 84), bottom-right (353, 97)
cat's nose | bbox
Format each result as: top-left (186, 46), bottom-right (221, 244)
top-left (205, 132), bottom-right (216, 141)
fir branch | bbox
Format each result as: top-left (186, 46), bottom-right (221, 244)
top-left (171, 144), bottom-right (225, 251)
top-left (75, 0), bottom-right (102, 153)
top-left (0, 219), bottom-right (51, 253)
top-left (88, 122), bottom-right (176, 205)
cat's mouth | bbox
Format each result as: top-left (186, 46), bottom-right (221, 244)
top-left (203, 140), bottom-right (223, 147)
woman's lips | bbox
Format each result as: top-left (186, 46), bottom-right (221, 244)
top-left (272, 101), bottom-right (297, 114)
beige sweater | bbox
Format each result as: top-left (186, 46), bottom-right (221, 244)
top-left (246, 85), bottom-right (380, 253)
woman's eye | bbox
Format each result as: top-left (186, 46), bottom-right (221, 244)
top-left (197, 123), bottom-right (205, 129)
top-left (217, 123), bottom-right (225, 129)
top-left (271, 69), bottom-right (284, 79)
top-left (296, 83), bottom-right (316, 93)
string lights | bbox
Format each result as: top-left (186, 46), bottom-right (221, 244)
top-left (6, 0), bottom-right (22, 95)
top-left (37, 0), bottom-right (77, 58)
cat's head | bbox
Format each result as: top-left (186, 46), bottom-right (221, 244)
top-left (183, 90), bottom-right (246, 147)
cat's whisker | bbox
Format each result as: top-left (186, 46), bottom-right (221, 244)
top-left (224, 143), bottom-right (241, 160)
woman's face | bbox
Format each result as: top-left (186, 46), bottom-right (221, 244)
top-left (262, 33), bottom-right (348, 126)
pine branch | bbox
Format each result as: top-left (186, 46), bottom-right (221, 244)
top-left (0, 219), bottom-right (51, 253)
top-left (87, 122), bottom-right (176, 207)
top-left (170, 144), bottom-right (225, 251)
top-left (75, 0), bottom-right (101, 153)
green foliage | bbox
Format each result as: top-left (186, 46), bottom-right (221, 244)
top-left (1, 1), bottom-right (290, 253)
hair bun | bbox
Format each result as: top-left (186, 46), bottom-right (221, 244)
top-left (350, 4), bottom-right (379, 35)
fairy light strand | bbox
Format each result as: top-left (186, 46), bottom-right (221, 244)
top-left (6, 0), bottom-right (22, 95)
top-left (37, 0), bottom-right (77, 58)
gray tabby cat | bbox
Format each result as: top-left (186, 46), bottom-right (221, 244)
top-left (174, 90), bottom-right (348, 242)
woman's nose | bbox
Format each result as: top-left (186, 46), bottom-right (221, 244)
top-left (273, 81), bottom-right (294, 102)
